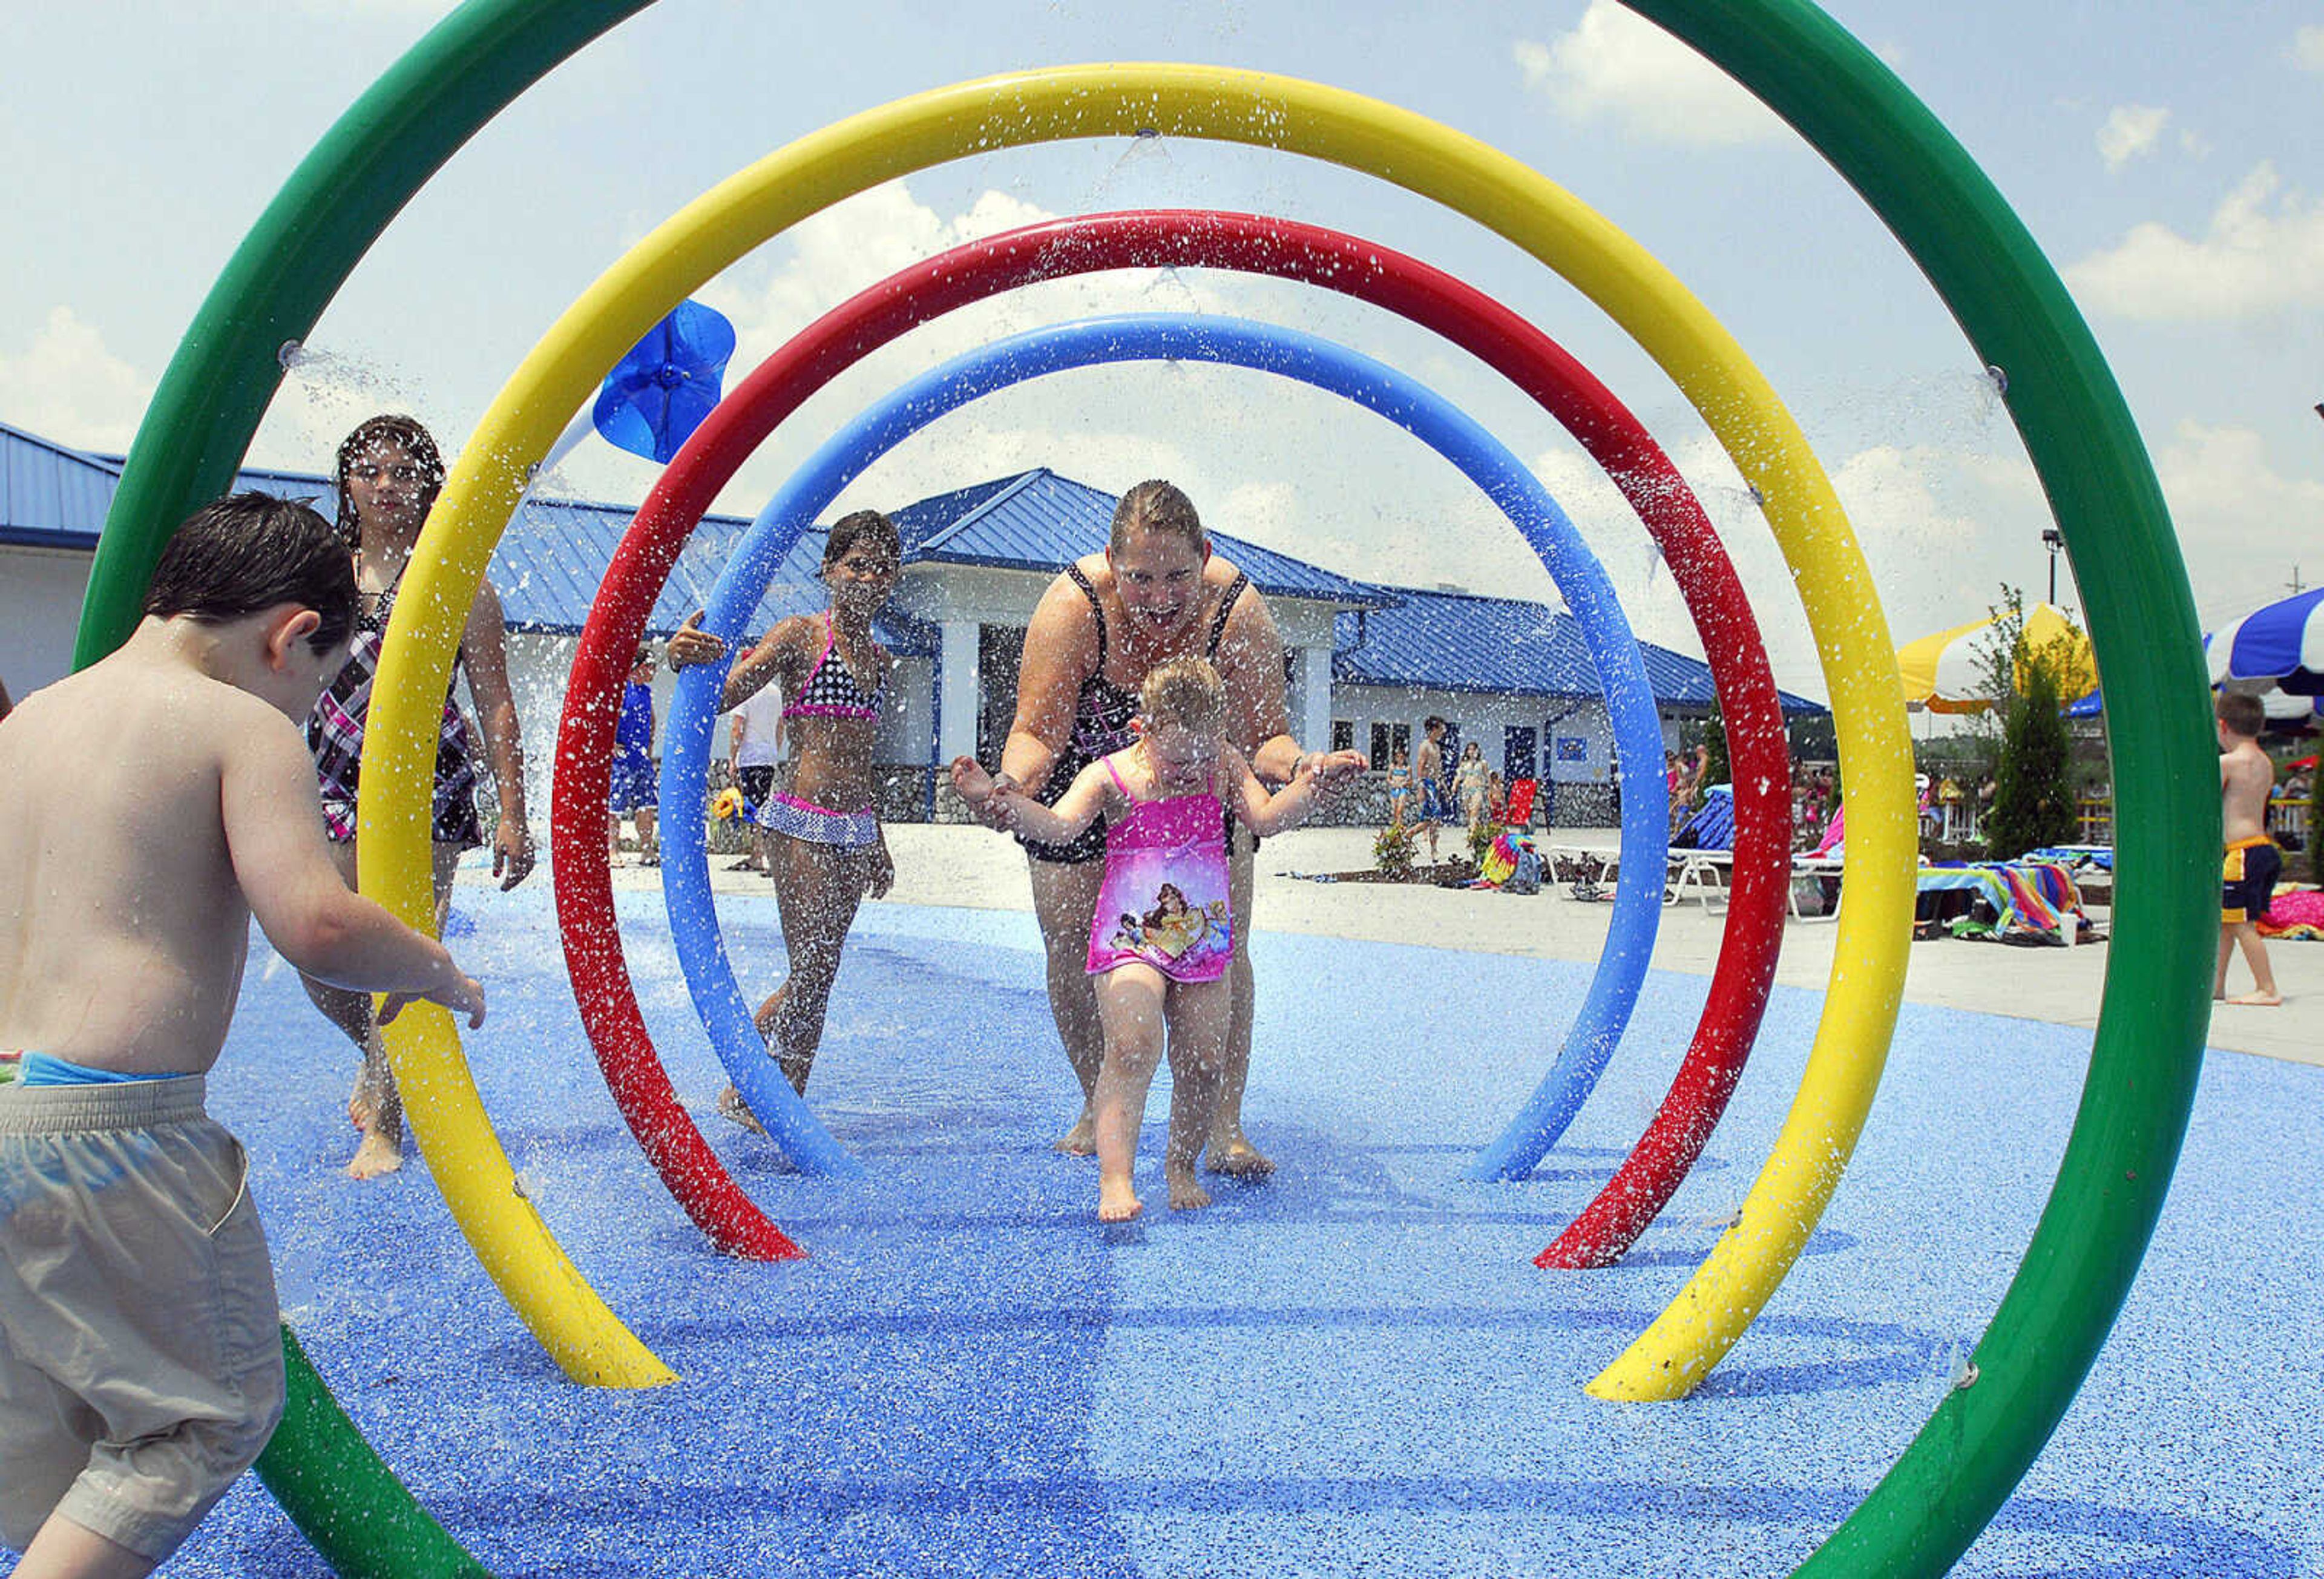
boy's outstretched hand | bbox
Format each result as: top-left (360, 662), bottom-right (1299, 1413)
top-left (379, 973), bottom-right (487, 1030)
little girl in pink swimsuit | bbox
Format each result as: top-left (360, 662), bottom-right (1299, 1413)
top-left (955, 656), bottom-right (1324, 1221)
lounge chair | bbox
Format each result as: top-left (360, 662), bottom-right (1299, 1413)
top-left (1504, 777), bottom-right (1538, 830)
top-left (1666, 785), bottom-right (1736, 908)
top-left (1552, 786), bottom-right (1738, 908)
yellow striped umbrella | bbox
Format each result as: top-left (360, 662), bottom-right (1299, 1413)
top-left (1896, 602), bottom-right (2096, 713)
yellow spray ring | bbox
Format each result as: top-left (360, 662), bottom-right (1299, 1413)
top-left (359, 60), bottom-right (1912, 1397)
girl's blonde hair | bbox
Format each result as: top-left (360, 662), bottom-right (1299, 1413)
top-left (1138, 654), bottom-right (1227, 736)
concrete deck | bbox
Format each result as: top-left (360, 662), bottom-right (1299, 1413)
top-left (592, 822), bottom-right (2319, 1069)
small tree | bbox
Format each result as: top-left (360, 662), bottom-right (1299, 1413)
top-left (1986, 634), bottom-right (2081, 859)
top-left (1699, 702), bottom-right (1730, 790)
top-left (1373, 822), bottom-right (1414, 879)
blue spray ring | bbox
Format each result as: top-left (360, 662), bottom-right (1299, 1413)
top-left (658, 312), bottom-right (1669, 1174)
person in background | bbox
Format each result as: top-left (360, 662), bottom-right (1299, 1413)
top-left (2216, 691), bottom-right (2282, 1007)
top-left (726, 634), bottom-right (785, 875)
top-left (608, 643), bottom-right (660, 867)
top-left (300, 415), bottom-right (532, 1181)
top-left (668, 511), bottom-right (901, 1111)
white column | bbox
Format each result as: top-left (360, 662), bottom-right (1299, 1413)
top-left (938, 620), bottom-right (980, 762)
top-left (1298, 643), bottom-right (1334, 751)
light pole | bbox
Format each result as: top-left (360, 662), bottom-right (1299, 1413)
top-left (2041, 524), bottom-right (2064, 606)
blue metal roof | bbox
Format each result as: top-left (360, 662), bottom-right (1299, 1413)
top-left (1332, 589), bottom-right (1826, 714)
top-left (902, 468), bottom-right (1395, 608)
top-left (0, 421), bottom-right (120, 549)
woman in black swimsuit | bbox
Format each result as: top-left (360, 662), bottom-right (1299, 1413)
top-left (956, 481), bottom-right (1364, 1172)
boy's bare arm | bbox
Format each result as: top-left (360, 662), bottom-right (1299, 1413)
top-left (219, 703), bottom-right (483, 1021)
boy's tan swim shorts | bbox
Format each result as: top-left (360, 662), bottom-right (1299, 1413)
top-left (0, 1075), bottom-right (284, 1561)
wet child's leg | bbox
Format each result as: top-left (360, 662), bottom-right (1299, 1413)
top-left (1092, 964), bottom-right (1169, 1221)
top-left (758, 836), bottom-right (873, 1093)
top-left (635, 804), bottom-right (658, 862)
top-left (2214, 924), bottom-right (2236, 999)
top-left (1026, 855), bottom-right (1109, 1154)
top-left (1161, 978), bottom-right (1230, 1211)
top-left (2228, 921), bottom-right (2281, 1005)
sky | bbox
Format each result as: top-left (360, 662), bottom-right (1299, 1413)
top-left (4, 1), bottom-right (2320, 705)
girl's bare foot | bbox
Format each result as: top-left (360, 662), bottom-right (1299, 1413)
top-left (1202, 1131), bottom-right (1275, 1178)
top-left (716, 1084), bottom-right (767, 1134)
top-left (1053, 1112), bottom-right (1098, 1156)
top-left (1165, 1163), bottom-right (1212, 1212)
top-left (1098, 1172), bottom-right (1143, 1221)
top-left (346, 1126), bottom-right (402, 1180)
top-left (2225, 991), bottom-right (2283, 1006)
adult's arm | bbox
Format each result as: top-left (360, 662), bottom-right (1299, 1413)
top-left (997, 571), bottom-right (1101, 796)
top-left (461, 577), bottom-right (534, 888)
top-left (1211, 584), bottom-right (1301, 783)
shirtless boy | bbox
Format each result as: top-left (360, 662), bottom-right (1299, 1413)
top-left (1413, 716), bottom-right (1449, 862)
top-left (0, 494), bottom-right (484, 1579)
top-left (2215, 691), bottom-right (2282, 1006)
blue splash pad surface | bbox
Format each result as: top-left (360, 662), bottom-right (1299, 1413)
top-left (91, 883), bottom-right (2316, 1576)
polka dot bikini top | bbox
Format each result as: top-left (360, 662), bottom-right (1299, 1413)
top-left (784, 613), bottom-right (887, 721)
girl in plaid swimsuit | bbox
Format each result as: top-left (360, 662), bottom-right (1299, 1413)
top-left (298, 416), bottom-right (536, 1181)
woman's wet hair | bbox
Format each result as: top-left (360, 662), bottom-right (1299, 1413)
top-left (822, 508), bottom-right (901, 571)
top-left (1109, 479), bottom-right (1206, 556)
top-left (144, 492), bottom-right (356, 654)
top-left (1138, 654), bottom-right (1227, 736)
top-left (334, 414), bottom-right (446, 546)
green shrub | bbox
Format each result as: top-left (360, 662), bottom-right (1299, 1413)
top-left (1374, 822), bottom-right (1415, 879)
top-left (1467, 819), bottom-right (1503, 866)
top-left (1987, 651), bottom-right (2079, 859)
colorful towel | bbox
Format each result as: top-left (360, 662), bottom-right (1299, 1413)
top-left (2257, 887), bottom-right (2324, 941)
top-left (1924, 860), bottom-right (2087, 944)
top-left (1465, 831), bottom-right (1538, 890)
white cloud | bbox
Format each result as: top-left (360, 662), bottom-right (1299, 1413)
top-left (2294, 24), bottom-right (2324, 73)
top-left (2096, 104), bottom-right (2170, 170)
top-left (1512, 0), bottom-right (1786, 149)
top-left (2152, 421), bottom-right (2324, 624)
top-left (2065, 162), bottom-right (2324, 320)
top-left (0, 306), bottom-right (151, 453)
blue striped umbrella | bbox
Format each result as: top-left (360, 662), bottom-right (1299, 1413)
top-left (2207, 586), bottom-right (2324, 695)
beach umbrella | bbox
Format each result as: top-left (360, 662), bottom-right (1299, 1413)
top-left (2206, 586), bottom-right (2324, 695)
top-left (2067, 674), bottom-right (2319, 723)
top-left (592, 299), bottom-right (737, 465)
top-left (1895, 602), bottom-right (2096, 713)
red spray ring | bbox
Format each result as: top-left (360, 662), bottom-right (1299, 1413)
top-left (549, 209), bottom-right (1791, 1265)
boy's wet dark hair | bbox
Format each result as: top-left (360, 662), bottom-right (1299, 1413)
top-left (143, 492), bottom-right (356, 654)
top-left (334, 414), bottom-right (446, 546)
top-left (822, 508), bottom-right (901, 570)
top-left (2216, 691), bottom-right (2267, 740)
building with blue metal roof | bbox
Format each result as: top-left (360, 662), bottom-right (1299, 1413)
top-left (1325, 586), bottom-right (1825, 822)
top-left (2, 418), bottom-right (1819, 826)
